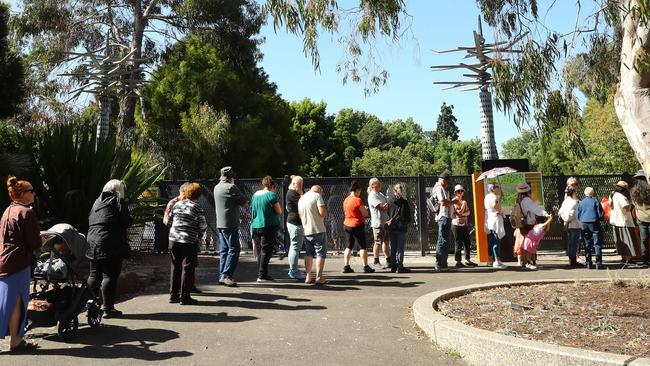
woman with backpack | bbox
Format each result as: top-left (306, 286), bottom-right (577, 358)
top-left (387, 183), bottom-right (412, 273)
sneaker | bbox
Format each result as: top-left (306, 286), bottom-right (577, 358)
top-left (169, 297), bottom-right (180, 304)
top-left (363, 265), bottom-right (376, 273)
top-left (455, 261), bottom-right (465, 268)
top-left (372, 261), bottom-right (383, 269)
top-left (464, 260), bottom-right (477, 267)
top-left (397, 267), bottom-right (411, 273)
top-left (595, 264), bottom-right (604, 270)
top-left (342, 265), bottom-right (354, 273)
top-left (218, 277), bottom-right (226, 285)
top-left (586, 262), bottom-right (593, 269)
top-left (190, 287), bottom-right (203, 293)
top-left (492, 262), bottom-right (507, 269)
top-left (288, 271), bottom-right (306, 281)
top-left (257, 275), bottom-right (275, 282)
top-left (383, 259), bottom-right (392, 269)
top-left (525, 263), bottom-right (537, 270)
top-left (103, 309), bottom-right (123, 318)
top-left (433, 265), bottom-right (449, 273)
top-left (180, 298), bottom-right (199, 305)
top-left (390, 267), bottom-right (398, 273)
top-left (222, 277), bottom-right (238, 287)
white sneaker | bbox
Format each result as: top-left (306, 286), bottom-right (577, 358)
top-left (493, 262), bottom-right (507, 269)
top-left (525, 263), bottom-right (537, 270)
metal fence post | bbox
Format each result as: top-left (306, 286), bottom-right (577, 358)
top-left (416, 174), bottom-right (426, 256)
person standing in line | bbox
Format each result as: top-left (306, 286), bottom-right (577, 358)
top-left (86, 179), bottom-right (133, 318)
top-left (516, 182), bottom-right (549, 266)
top-left (214, 167), bottom-right (248, 287)
top-left (484, 183), bottom-right (508, 269)
top-left (631, 170), bottom-right (650, 267)
top-left (609, 180), bottom-right (637, 264)
top-left (168, 183), bottom-right (207, 305)
top-left (368, 178), bottom-right (391, 269)
top-left (565, 177), bottom-right (580, 198)
top-left (558, 186), bottom-right (581, 267)
top-left (432, 171), bottom-right (455, 272)
top-left (251, 176), bottom-right (283, 282)
top-left (576, 187), bottom-right (605, 269)
top-left (163, 183), bottom-right (190, 226)
top-left (285, 176), bottom-right (306, 281)
top-left (387, 183), bottom-right (412, 273)
top-left (342, 180), bottom-right (374, 273)
top-left (451, 185), bottom-right (476, 268)
top-left (298, 185), bottom-right (328, 284)
top-left (0, 177), bottom-right (41, 352)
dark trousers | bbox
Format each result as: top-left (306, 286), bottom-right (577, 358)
top-left (452, 225), bottom-right (471, 262)
top-left (253, 226), bottom-right (278, 277)
top-left (639, 220), bottom-right (650, 264)
top-left (581, 222), bottom-right (603, 266)
top-left (87, 257), bottom-right (123, 310)
top-left (169, 241), bottom-right (198, 300)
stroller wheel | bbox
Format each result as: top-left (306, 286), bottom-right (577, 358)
top-left (87, 302), bottom-right (103, 328)
top-left (57, 316), bottom-right (79, 341)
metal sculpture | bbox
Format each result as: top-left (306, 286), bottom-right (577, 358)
top-left (60, 32), bottom-right (149, 149)
top-left (431, 17), bottom-right (526, 160)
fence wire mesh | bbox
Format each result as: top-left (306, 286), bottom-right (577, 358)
top-left (127, 174), bottom-right (630, 254)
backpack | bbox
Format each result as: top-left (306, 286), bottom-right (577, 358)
top-left (509, 202), bottom-right (525, 229)
top-left (426, 195), bottom-right (440, 215)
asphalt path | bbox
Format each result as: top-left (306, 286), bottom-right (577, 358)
top-left (2, 252), bottom-right (647, 365)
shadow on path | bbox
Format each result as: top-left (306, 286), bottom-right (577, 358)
top-left (121, 311), bottom-right (258, 323)
top-left (22, 325), bottom-right (192, 361)
top-left (196, 299), bottom-right (327, 311)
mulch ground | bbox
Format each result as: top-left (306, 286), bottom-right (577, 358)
top-left (438, 278), bottom-right (650, 358)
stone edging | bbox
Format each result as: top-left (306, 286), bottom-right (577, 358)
top-left (413, 279), bottom-right (650, 366)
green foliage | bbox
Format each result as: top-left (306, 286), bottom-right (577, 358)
top-left (435, 103), bottom-right (459, 141)
top-left (501, 129), bottom-right (541, 171)
top-left (0, 3), bottom-right (25, 119)
top-left (143, 34), bottom-right (302, 178)
top-left (351, 147), bottom-right (434, 176)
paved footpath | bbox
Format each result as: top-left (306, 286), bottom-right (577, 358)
top-left (2, 252), bottom-right (648, 365)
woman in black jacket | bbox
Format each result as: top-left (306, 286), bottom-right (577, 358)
top-left (387, 183), bottom-right (412, 273)
top-left (86, 179), bottom-right (133, 318)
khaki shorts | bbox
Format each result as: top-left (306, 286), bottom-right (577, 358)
top-left (372, 227), bottom-right (388, 244)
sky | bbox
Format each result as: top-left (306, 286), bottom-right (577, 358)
top-left (5, 0), bottom-right (595, 151)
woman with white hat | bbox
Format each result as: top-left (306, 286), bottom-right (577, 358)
top-left (610, 180), bottom-right (637, 264)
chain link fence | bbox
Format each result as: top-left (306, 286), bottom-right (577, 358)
top-left (127, 174), bottom-right (631, 254)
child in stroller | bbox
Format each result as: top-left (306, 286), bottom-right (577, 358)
top-left (28, 224), bottom-right (103, 341)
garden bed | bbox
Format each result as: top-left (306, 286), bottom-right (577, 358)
top-left (437, 278), bottom-right (650, 358)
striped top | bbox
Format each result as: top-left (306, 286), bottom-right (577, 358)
top-left (168, 199), bottom-right (207, 244)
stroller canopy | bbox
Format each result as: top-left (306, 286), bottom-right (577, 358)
top-left (40, 224), bottom-right (87, 269)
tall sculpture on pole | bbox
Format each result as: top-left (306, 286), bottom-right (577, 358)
top-left (431, 18), bottom-right (526, 160)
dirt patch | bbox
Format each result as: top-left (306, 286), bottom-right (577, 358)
top-left (438, 278), bottom-right (650, 358)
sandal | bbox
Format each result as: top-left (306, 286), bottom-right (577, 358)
top-left (314, 278), bottom-right (328, 285)
top-left (304, 278), bottom-right (314, 284)
top-left (10, 340), bottom-right (39, 352)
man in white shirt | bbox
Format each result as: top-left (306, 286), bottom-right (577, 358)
top-left (367, 178), bottom-right (391, 269)
top-left (298, 185), bottom-right (328, 284)
top-left (432, 171), bottom-right (454, 271)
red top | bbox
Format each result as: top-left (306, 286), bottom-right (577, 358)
top-left (0, 202), bottom-right (42, 277)
top-left (343, 195), bottom-right (365, 227)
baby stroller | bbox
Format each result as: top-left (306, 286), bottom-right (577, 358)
top-left (27, 224), bottom-right (103, 341)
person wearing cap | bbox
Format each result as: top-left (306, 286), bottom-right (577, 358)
top-left (368, 178), bottom-right (391, 269)
top-left (609, 180), bottom-right (637, 264)
top-left (432, 171), bottom-right (454, 271)
top-left (484, 183), bottom-right (507, 269)
top-left (214, 166), bottom-right (248, 287)
top-left (451, 184), bottom-right (475, 267)
top-left (631, 170), bottom-right (650, 267)
top-left (576, 187), bottom-right (605, 269)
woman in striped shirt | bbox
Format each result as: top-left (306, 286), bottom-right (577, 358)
top-left (167, 183), bottom-right (207, 305)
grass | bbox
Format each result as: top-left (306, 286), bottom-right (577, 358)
top-left (443, 348), bottom-right (462, 359)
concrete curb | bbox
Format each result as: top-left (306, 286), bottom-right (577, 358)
top-left (413, 279), bottom-right (650, 366)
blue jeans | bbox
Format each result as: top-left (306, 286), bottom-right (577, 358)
top-left (581, 222), bottom-right (602, 266)
top-left (566, 228), bottom-right (580, 259)
top-left (286, 223), bottom-right (304, 275)
top-left (436, 217), bottom-right (451, 267)
top-left (390, 231), bottom-right (406, 268)
top-left (639, 220), bottom-right (650, 264)
top-left (487, 230), bottom-right (500, 260)
top-left (218, 228), bottom-right (240, 279)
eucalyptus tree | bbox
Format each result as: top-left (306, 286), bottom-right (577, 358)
top-left (476, 0), bottom-right (650, 178)
top-left (0, 2), bottom-right (24, 119)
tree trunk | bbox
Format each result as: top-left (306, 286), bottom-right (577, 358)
top-left (614, 0), bottom-right (650, 179)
